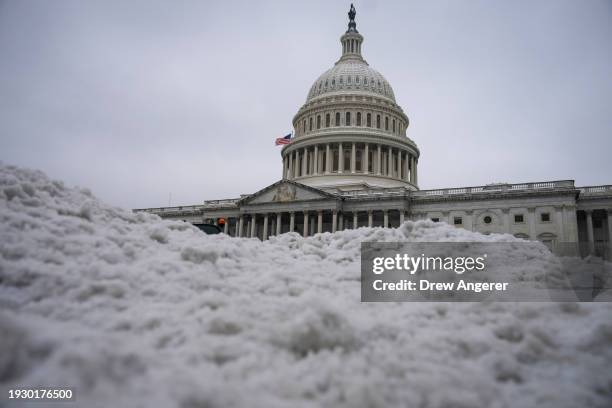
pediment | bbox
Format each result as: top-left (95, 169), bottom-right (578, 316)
top-left (239, 180), bottom-right (339, 205)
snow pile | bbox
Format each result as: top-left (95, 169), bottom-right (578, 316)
top-left (1, 164), bottom-right (611, 408)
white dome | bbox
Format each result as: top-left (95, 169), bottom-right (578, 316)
top-left (306, 59), bottom-right (396, 103)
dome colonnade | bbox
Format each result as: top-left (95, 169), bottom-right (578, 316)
top-left (281, 5), bottom-right (419, 190)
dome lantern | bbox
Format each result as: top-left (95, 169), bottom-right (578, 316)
top-left (339, 4), bottom-right (364, 63)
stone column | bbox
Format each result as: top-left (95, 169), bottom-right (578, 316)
top-left (528, 208), bottom-right (536, 240)
top-left (250, 214), bottom-right (257, 238)
top-left (338, 212), bottom-right (343, 230)
top-left (317, 211), bottom-right (323, 233)
top-left (314, 145), bottom-right (319, 175)
top-left (384, 210), bottom-right (389, 228)
top-left (276, 213), bottom-right (282, 236)
top-left (555, 206), bottom-right (565, 242)
top-left (364, 144), bottom-right (369, 174)
top-left (326, 144), bottom-right (331, 174)
top-left (368, 210), bottom-right (373, 227)
top-left (586, 210), bottom-right (595, 254)
top-left (377, 145), bottom-right (382, 175)
top-left (332, 211), bottom-right (338, 233)
top-left (303, 211), bottom-right (309, 237)
top-left (398, 151), bottom-right (402, 179)
top-left (302, 148), bottom-right (307, 176)
top-left (564, 205), bottom-right (579, 244)
top-left (238, 216), bottom-right (244, 237)
top-left (288, 153), bottom-right (293, 179)
top-left (262, 214), bottom-right (269, 240)
top-left (400, 211), bottom-right (405, 225)
top-left (387, 147), bottom-right (392, 176)
top-left (353, 212), bottom-right (358, 229)
top-left (607, 209), bottom-right (612, 258)
top-left (289, 212), bottom-right (295, 232)
top-left (351, 143), bottom-right (356, 173)
top-left (338, 143), bottom-right (344, 173)
top-left (414, 157), bottom-right (418, 185)
top-left (223, 220), bottom-right (229, 234)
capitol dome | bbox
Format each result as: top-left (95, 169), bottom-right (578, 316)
top-left (306, 60), bottom-right (396, 103)
top-left (281, 5), bottom-right (420, 191)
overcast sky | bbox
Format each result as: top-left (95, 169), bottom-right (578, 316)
top-left (1, 0), bottom-right (611, 209)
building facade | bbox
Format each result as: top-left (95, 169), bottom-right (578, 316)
top-left (135, 7), bottom-right (612, 259)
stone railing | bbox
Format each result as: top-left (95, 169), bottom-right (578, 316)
top-left (202, 198), bottom-right (240, 207)
top-left (340, 187), bottom-right (408, 199)
top-left (413, 180), bottom-right (575, 198)
top-left (134, 205), bottom-right (205, 215)
top-left (579, 185), bottom-right (612, 197)
top-left (134, 198), bottom-right (239, 215)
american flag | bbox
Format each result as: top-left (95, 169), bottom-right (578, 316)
top-left (275, 133), bottom-right (292, 145)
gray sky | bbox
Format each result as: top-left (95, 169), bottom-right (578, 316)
top-left (1, 0), bottom-right (611, 209)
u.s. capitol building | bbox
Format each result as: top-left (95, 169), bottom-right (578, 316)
top-left (136, 6), bottom-right (612, 258)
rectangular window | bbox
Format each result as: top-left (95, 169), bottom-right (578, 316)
top-left (376, 115), bottom-right (381, 129)
top-left (346, 112), bottom-right (351, 126)
top-left (316, 115), bottom-right (321, 129)
top-left (332, 148), bottom-right (339, 172)
top-left (325, 114), bottom-right (330, 127)
top-left (367, 113), bottom-right (371, 127)
top-left (514, 214), bottom-right (524, 223)
top-left (454, 217), bottom-right (462, 225)
top-left (309, 117), bottom-right (313, 131)
top-left (357, 112), bottom-right (362, 126)
top-left (431, 217), bottom-right (440, 223)
top-left (343, 149), bottom-right (351, 171)
top-left (540, 213), bottom-right (550, 222)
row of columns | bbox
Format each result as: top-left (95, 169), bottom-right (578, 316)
top-left (284, 143), bottom-right (417, 185)
top-left (231, 209), bottom-right (407, 239)
top-left (584, 209), bottom-right (612, 255)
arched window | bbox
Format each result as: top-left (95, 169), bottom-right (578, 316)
top-left (309, 117), bottom-right (313, 131)
top-left (335, 112), bottom-right (340, 126)
top-left (303, 120), bottom-right (306, 133)
top-left (356, 112), bottom-right (362, 126)
top-left (385, 117), bottom-right (389, 131)
top-left (366, 113), bottom-right (371, 127)
top-left (316, 115), bottom-right (321, 129)
top-left (392, 119), bottom-right (396, 133)
top-left (346, 112), bottom-right (351, 126)
top-left (325, 113), bottom-right (330, 127)
top-left (376, 115), bottom-right (381, 129)
top-left (364, 77), bottom-right (368, 85)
